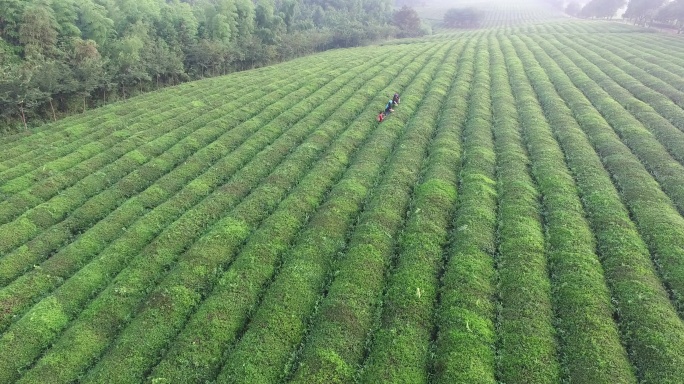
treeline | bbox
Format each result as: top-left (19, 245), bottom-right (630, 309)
top-left (443, 8), bottom-right (483, 28)
top-left (0, 0), bottom-right (415, 130)
top-left (566, 0), bottom-right (684, 29)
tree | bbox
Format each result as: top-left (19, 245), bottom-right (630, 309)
top-left (443, 7), bottom-right (482, 28)
top-left (392, 6), bottom-right (424, 38)
top-left (51, 0), bottom-right (81, 40)
top-left (234, 0), bottom-right (255, 39)
top-left (76, 1), bottom-right (114, 47)
top-left (18, 5), bottom-right (59, 57)
top-left (624, 0), bottom-right (667, 25)
top-left (580, 0), bottom-right (626, 18)
top-left (0, 0), bottom-right (395, 130)
top-left (156, 1), bottom-right (197, 48)
top-left (253, 0), bottom-right (285, 44)
top-left (0, 61), bottom-right (48, 129)
top-left (654, 0), bottom-right (684, 31)
top-left (0, 36), bottom-right (20, 65)
top-left (566, 1), bottom-right (582, 16)
top-left (31, 57), bottom-right (71, 120)
top-left (0, 0), bottom-right (27, 43)
top-left (110, 22), bottom-right (152, 98)
top-left (70, 38), bottom-right (105, 111)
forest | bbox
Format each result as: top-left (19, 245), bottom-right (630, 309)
top-left (0, 0), bottom-right (424, 130)
top-left (566, 0), bottom-right (684, 29)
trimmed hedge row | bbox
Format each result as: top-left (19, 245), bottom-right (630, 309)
top-left (288, 40), bottom-right (469, 384)
top-left (0, 101), bottom-right (173, 172)
top-left (576, 33), bottom-right (684, 110)
top-left (589, 34), bottom-right (684, 95)
top-left (0, 91), bottom-right (265, 278)
top-left (545, 34), bottom-right (684, 165)
top-left (0, 80), bottom-right (222, 180)
top-left (213, 43), bottom-right (453, 384)
top-left (0, 55), bottom-right (346, 277)
top-left (0, 53), bottom-right (372, 383)
top-left (0, 59), bottom-right (350, 334)
top-left (64, 46), bottom-right (423, 384)
top-left (0, 49), bottom-right (339, 166)
top-left (518, 34), bottom-right (684, 314)
top-left (360, 36), bottom-right (487, 384)
top-left (491, 34), bottom-right (560, 384)
top-left (0, 50), bottom-right (344, 200)
top-left (632, 33), bottom-right (684, 58)
top-left (512, 34), bottom-right (684, 383)
top-left (603, 34), bottom-right (684, 82)
top-left (505, 35), bottom-right (636, 383)
top-left (0, 71), bottom-right (286, 225)
top-left (430, 36), bottom-right (496, 384)
top-left (0, 63), bottom-right (335, 259)
top-left (147, 43), bottom-right (443, 384)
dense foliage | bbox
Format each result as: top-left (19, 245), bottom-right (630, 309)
top-left (575, 0), bottom-right (684, 27)
top-left (0, 0), bottom-right (403, 130)
top-left (579, 0), bottom-right (626, 18)
top-left (443, 7), bottom-right (483, 28)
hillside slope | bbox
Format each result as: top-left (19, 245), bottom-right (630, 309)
top-left (2, 13), bottom-right (684, 384)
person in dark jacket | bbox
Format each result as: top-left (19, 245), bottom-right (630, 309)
top-left (385, 100), bottom-right (394, 114)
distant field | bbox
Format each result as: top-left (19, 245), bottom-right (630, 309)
top-left (2, 9), bottom-right (684, 384)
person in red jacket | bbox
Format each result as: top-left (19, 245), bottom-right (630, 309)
top-left (377, 111), bottom-right (384, 122)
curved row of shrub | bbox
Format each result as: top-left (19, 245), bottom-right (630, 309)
top-left (512, 34), bottom-right (684, 382)
top-left (9, 45), bottom-right (416, 380)
top-left (212, 42), bottom-right (454, 384)
top-left (544, 34), bottom-right (684, 165)
top-left (0, 57), bottom-right (358, 336)
top-left (492, 35), bottom-right (562, 384)
top-left (429, 36), bottom-right (495, 384)
top-left (0, 47), bottom-right (404, 383)
top-left (518, 34), bottom-right (684, 315)
top-left (293, 38), bottom-right (474, 383)
top-left (0, 51), bottom-right (337, 167)
top-left (145, 42), bottom-right (445, 384)
top-left (62, 44), bottom-right (436, 384)
top-left (0, 109), bottom-right (182, 207)
top-left (359, 35), bottom-right (487, 384)
top-left (628, 36), bottom-right (684, 75)
top-left (0, 72), bottom-right (293, 225)
top-left (504, 35), bottom-right (637, 383)
top-left (572, 34), bottom-right (684, 112)
top-left (287, 40), bottom-right (472, 384)
top-left (0, 80), bottom-right (292, 284)
top-left (0, 97), bottom-right (181, 171)
top-left (282, 38), bottom-right (466, 384)
top-left (612, 34), bottom-right (684, 79)
top-left (0, 53), bottom-right (361, 284)
top-left (0, 62), bottom-right (340, 261)
top-left (0, 73), bottom-right (248, 183)
top-left (0, 70), bottom-right (224, 157)
top-left (0, 51), bottom-right (345, 203)
top-left (638, 32), bottom-right (684, 55)
top-left (595, 36), bottom-right (684, 96)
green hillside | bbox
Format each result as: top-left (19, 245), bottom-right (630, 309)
top-left (2, 5), bottom-right (684, 383)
